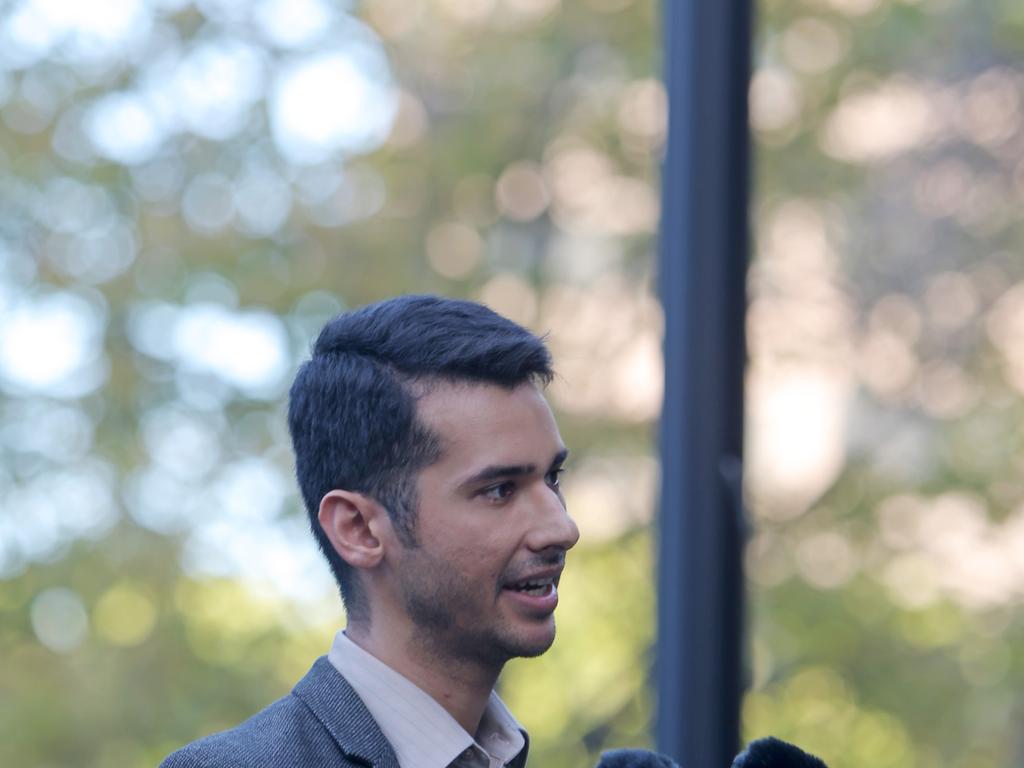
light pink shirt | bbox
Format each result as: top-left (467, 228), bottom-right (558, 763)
top-left (328, 631), bottom-right (527, 768)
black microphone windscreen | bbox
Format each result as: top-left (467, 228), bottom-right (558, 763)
top-left (731, 737), bottom-right (828, 768)
top-left (596, 748), bottom-right (681, 768)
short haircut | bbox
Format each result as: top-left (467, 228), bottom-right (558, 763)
top-left (287, 295), bottom-right (554, 620)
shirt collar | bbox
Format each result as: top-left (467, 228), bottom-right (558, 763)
top-left (327, 630), bottom-right (527, 768)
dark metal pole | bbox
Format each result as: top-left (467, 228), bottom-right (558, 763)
top-left (656, 0), bottom-right (752, 766)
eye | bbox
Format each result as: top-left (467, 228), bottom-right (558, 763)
top-left (546, 467), bottom-right (565, 489)
top-left (481, 481), bottom-right (516, 502)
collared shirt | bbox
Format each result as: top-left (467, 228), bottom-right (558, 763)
top-left (328, 631), bottom-right (528, 768)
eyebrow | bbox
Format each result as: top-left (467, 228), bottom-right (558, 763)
top-left (459, 448), bottom-right (569, 491)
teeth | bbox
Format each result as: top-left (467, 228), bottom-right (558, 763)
top-left (511, 578), bottom-right (553, 595)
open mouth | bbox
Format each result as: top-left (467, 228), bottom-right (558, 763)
top-left (505, 577), bottom-right (555, 597)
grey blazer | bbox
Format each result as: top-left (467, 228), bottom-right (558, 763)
top-left (160, 656), bottom-right (401, 768)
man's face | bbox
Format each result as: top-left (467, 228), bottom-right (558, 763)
top-left (388, 381), bottom-right (579, 667)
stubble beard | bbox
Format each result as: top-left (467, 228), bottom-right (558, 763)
top-left (397, 549), bottom-right (556, 670)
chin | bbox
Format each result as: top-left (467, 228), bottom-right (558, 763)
top-left (502, 623), bottom-right (557, 659)
top-left (451, 617), bottom-right (559, 666)
top-left (510, 639), bottom-right (554, 659)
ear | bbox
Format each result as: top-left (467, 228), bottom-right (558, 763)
top-left (318, 490), bottom-right (390, 571)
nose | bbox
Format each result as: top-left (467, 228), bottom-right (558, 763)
top-left (525, 483), bottom-right (580, 553)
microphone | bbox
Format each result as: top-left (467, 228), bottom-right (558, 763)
top-left (731, 737), bottom-right (828, 768)
top-left (596, 749), bottom-right (681, 768)
top-left (595, 737), bottom-right (825, 768)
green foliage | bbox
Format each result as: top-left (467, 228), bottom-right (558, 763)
top-left (2, 0), bottom-right (1024, 767)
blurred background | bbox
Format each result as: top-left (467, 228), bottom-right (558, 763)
top-left (0, 0), bottom-right (1022, 766)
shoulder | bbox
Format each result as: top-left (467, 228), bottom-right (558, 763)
top-left (160, 658), bottom-right (397, 768)
top-left (159, 690), bottom-right (359, 768)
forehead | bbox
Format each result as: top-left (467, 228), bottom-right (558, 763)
top-left (415, 381), bottom-right (563, 463)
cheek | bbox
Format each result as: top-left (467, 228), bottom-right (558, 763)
top-left (464, 544), bottom-right (502, 574)
top-left (416, 507), bottom-right (520, 576)
top-left (446, 538), bottom-right (512, 582)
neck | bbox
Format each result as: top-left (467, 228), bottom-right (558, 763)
top-left (345, 621), bottom-right (502, 735)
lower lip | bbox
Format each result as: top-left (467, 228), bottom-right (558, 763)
top-left (502, 583), bottom-right (559, 613)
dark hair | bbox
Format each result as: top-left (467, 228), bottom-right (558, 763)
top-left (287, 295), bottom-right (553, 619)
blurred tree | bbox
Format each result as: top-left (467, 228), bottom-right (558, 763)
top-left (2, 0), bottom-right (1023, 767)
top-left (745, 1), bottom-right (1024, 767)
top-left (0, 1), bottom-right (660, 766)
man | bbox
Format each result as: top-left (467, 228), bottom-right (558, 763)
top-left (162, 295), bottom-right (579, 768)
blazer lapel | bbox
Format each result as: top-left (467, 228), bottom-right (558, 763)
top-left (293, 656), bottom-right (401, 768)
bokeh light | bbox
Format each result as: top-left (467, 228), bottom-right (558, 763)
top-left (2, 0), bottom-right (1023, 767)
